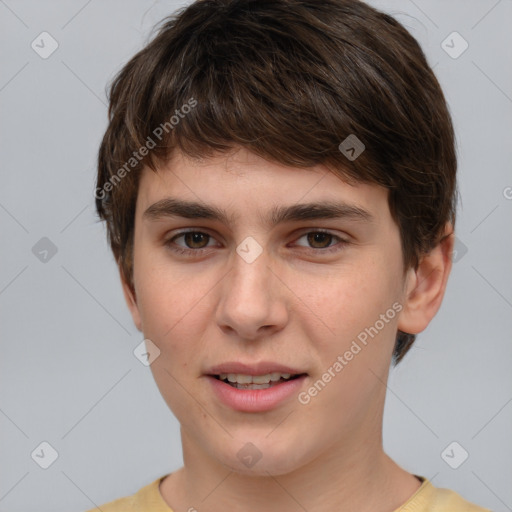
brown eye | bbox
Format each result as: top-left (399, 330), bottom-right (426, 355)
top-left (183, 232), bottom-right (210, 249)
top-left (306, 232), bottom-right (334, 249)
top-left (165, 231), bottom-right (216, 255)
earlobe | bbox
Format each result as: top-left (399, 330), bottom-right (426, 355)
top-left (119, 267), bottom-right (142, 332)
top-left (397, 224), bottom-right (455, 335)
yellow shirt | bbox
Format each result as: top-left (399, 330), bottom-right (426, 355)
top-left (85, 474), bottom-right (491, 512)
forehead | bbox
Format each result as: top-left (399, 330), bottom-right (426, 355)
top-left (136, 147), bottom-right (390, 223)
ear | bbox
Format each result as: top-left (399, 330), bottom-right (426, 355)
top-left (397, 223), bottom-right (455, 335)
top-left (119, 266), bottom-right (142, 332)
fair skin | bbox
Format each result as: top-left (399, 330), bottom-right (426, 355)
top-left (121, 146), bottom-right (454, 512)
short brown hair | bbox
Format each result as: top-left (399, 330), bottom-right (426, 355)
top-left (96, 0), bottom-right (457, 364)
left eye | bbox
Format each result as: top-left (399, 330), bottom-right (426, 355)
top-left (295, 231), bottom-right (345, 250)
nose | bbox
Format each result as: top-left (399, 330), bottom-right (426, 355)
top-left (215, 246), bottom-right (289, 341)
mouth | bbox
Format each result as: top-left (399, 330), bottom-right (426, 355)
top-left (205, 362), bottom-right (309, 411)
top-left (210, 372), bottom-right (307, 390)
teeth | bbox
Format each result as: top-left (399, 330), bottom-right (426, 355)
top-left (219, 372), bottom-right (294, 384)
top-left (229, 373), bottom-right (251, 384)
top-left (253, 373), bottom-right (275, 384)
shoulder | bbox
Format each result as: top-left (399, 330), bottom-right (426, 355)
top-left (398, 477), bottom-right (492, 512)
top-left (83, 475), bottom-right (173, 512)
top-left (431, 486), bottom-right (492, 512)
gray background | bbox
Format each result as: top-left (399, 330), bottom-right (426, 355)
top-left (1, 1), bottom-right (511, 511)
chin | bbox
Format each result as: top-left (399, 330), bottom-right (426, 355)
top-left (213, 439), bottom-right (310, 477)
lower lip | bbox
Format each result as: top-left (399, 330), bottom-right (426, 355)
top-left (206, 375), bottom-right (307, 413)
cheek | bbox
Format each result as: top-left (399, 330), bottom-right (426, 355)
top-left (294, 261), bottom-right (395, 340)
top-left (134, 264), bottom-right (214, 414)
top-left (292, 258), bottom-right (401, 397)
top-left (134, 250), bottom-right (213, 335)
top-left (296, 272), bottom-right (397, 434)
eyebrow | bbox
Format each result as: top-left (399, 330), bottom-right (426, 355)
top-left (143, 197), bottom-right (375, 227)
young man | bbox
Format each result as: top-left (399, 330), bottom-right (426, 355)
top-left (89, 0), bottom-right (490, 511)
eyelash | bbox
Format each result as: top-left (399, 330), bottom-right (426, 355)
top-left (164, 229), bottom-right (349, 257)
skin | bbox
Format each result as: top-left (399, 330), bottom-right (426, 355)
top-left (121, 146), bottom-right (454, 512)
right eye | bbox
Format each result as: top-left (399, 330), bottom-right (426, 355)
top-left (164, 230), bottom-right (219, 256)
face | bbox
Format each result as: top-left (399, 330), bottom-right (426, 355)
top-left (122, 147), bottom-right (417, 476)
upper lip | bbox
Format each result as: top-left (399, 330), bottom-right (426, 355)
top-left (206, 361), bottom-right (307, 376)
